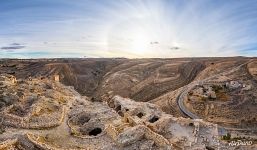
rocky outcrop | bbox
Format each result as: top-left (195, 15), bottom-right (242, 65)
top-left (0, 74), bottom-right (256, 149)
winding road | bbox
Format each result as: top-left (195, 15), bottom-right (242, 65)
top-left (176, 59), bottom-right (253, 120)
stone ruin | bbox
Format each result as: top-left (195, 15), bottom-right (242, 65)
top-left (52, 74), bottom-right (60, 82)
top-left (189, 85), bottom-right (217, 100)
top-left (104, 96), bottom-right (222, 149)
top-left (0, 74), bottom-right (75, 129)
top-left (0, 74), bottom-right (256, 149)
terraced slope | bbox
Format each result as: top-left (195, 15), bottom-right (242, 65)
top-left (0, 57), bottom-right (255, 104)
top-left (93, 59), bottom-right (206, 102)
top-left (0, 59), bottom-right (205, 102)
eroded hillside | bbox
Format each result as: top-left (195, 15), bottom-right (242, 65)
top-left (0, 57), bottom-right (257, 131)
top-left (1, 74), bottom-right (256, 149)
top-left (0, 58), bottom-right (207, 102)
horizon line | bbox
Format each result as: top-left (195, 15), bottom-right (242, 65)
top-left (0, 56), bottom-right (255, 60)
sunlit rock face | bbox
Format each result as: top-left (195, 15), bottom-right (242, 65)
top-left (1, 74), bottom-right (256, 149)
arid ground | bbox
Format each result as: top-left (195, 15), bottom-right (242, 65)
top-left (0, 57), bottom-right (257, 149)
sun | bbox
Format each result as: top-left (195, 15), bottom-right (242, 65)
top-left (107, 18), bottom-right (157, 57)
top-left (130, 32), bottom-right (151, 55)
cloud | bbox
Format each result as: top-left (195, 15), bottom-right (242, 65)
top-left (170, 47), bottom-right (180, 50)
top-left (10, 43), bottom-right (22, 46)
top-left (150, 41), bottom-right (159, 45)
top-left (1, 43), bottom-right (26, 51)
top-left (1, 46), bottom-right (25, 50)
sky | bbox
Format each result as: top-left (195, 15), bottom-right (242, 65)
top-left (0, 0), bottom-right (257, 58)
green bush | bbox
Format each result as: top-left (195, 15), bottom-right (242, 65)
top-left (222, 133), bottom-right (231, 140)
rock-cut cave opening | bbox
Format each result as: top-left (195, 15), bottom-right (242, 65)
top-left (89, 128), bottom-right (102, 136)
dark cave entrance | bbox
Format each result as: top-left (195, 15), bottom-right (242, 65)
top-left (89, 128), bottom-right (102, 136)
top-left (149, 116), bottom-right (159, 123)
top-left (136, 112), bottom-right (144, 118)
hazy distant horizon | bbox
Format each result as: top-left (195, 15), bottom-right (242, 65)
top-left (1, 56), bottom-right (256, 60)
top-left (1, 0), bottom-right (257, 58)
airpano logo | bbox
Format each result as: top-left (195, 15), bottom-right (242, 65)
top-left (228, 140), bottom-right (253, 147)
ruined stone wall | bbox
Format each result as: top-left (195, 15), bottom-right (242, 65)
top-left (1, 107), bottom-right (65, 129)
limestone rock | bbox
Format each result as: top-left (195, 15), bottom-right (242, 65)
top-left (117, 125), bottom-right (145, 146)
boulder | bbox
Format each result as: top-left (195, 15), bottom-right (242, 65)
top-left (117, 125), bottom-right (146, 146)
